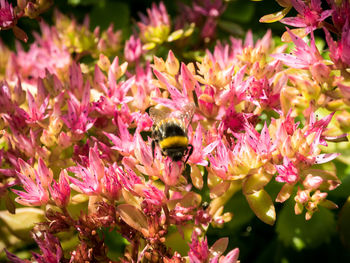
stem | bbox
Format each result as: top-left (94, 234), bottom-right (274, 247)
top-left (163, 185), bottom-right (170, 226)
top-left (137, 244), bottom-right (149, 263)
top-left (209, 180), bottom-right (242, 217)
top-left (131, 239), bottom-right (140, 262)
top-left (321, 21), bottom-right (339, 36)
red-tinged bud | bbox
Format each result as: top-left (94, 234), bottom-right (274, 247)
top-left (13, 79), bottom-right (26, 105)
top-left (12, 26), bottom-right (28, 42)
top-left (24, 2), bottom-right (37, 18)
top-left (124, 35), bottom-right (142, 63)
top-left (17, 0), bottom-right (27, 9)
top-left (97, 54), bottom-right (110, 72)
top-left (310, 62), bottom-right (331, 83)
top-left (295, 189), bottom-right (309, 204)
top-left (41, 129), bottom-right (56, 147)
top-left (303, 174), bottom-right (323, 190)
top-left (58, 132), bottom-right (72, 149)
top-left (281, 136), bottom-right (294, 158)
top-left (336, 111), bottom-right (350, 132)
top-left (153, 56), bottom-right (166, 72)
top-left (294, 202), bottom-right (304, 215)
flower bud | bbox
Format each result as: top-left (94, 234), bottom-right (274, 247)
top-left (165, 50), bottom-right (179, 76)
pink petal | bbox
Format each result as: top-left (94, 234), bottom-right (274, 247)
top-left (314, 153), bottom-right (340, 164)
top-left (280, 17), bottom-right (307, 27)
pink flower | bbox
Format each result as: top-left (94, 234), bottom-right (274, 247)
top-left (143, 184), bottom-right (167, 207)
top-left (324, 21), bottom-right (350, 68)
top-left (188, 123), bottom-right (219, 166)
top-left (137, 2), bottom-right (170, 44)
top-left (124, 35), bottom-right (142, 63)
top-left (176, 0), bottom-right (226, 40)
top-left (0, 0), bottom-right (16, 29)
top-left (162, 158), bottom-right (184, 186)
top-left (6, 127), bottom-right (49, 159)
top-left (5, 249), bottom-right (28, 263)
top-left (169, 203), bottom-right (195, 225)
top-left (134, 132), bottom-right (159, 176)
top-left (139, 2), bottom-right (170, 28)
top-left (129, 63), bottom-right (159, 112)
top-left (275, 157), bottom-right (299, 184)
top-left (245, 76), bottom-right (280, 109)
top-left (62, 84), bottom-right (96, 135)
top-left (31, 231), bottom-right (63, 263)
top-left (152, 68), bottom-right (194, 111)
top-left (12, 158), bottom-right (52, 206)
top-left (188, 231), bottom-right (209, 263)
top-left (49, 170), bottom-right (70, 207)
top-left (245, 122), bottom-right (275, 159)
top-left (104, 116), bottom-right (134, 156)
top-left (208, 140), bottom-right (232, 180)
top-left (68, 148), bottom-right (105, 195)
top-left (94, 59), bottom-right (134, 115)
top-left (101, 165), bottom-right (122, 200)
top-left (22, 91), bottom-right (49, 124)
top-left (12, 22), bottom-right (70, 80)
top-left (327, 0), bottom-right (350, 31)
top-left (116, 163), bottom-right (142, 192)
top-left (222, 106), bottom-right (255, 133)
top-left (271, 28), bottom-right (323, 69)
top-left (280, 0), bottom-right (333, 33)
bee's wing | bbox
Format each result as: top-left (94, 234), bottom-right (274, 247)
top-left (149, 105), bottom-right (172, 125)
top-left (177, 102), bottom-right (195, 131)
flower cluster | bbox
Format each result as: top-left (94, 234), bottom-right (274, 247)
top-left (1, 0), bottom-right (349, 262)
top-left (0, 0), bottom-right (53, 42)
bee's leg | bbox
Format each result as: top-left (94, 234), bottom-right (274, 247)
top-left (184, 144), bottom-right (194, 165)
top-left (151, 140), bottom-right (156, 159)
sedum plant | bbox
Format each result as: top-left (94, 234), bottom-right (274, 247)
top-left (0, 0), bottom-right (350, 262)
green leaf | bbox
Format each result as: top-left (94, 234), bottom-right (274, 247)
top-left (276, 199), bottom-right (336, 250)
top-left (165, 224), bottom-right (193, 256)
top-left (100, 227), bottom-right (128, 260)
top-left (259, 6), bottom-right (292, 23)
top-left (209, 237), bottom-right (228, 257)
top-left (0, 208), bottom-right (45, 241)
top-left (167, 29), bottom-right (184, 42)
top-left (210, 181), bottom-right (231, 199)
top-left (4, 192), bottom-right (16, 214)
top-left (242, 172), bottom-right (273, 195)
top-left (245, 189), bottom-right (276, 225)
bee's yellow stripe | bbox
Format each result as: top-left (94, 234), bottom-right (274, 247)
top-left (159, 136), bottom-right (188, 149)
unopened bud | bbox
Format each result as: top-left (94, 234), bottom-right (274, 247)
top-left (97, 54), bottom-right (110, 72)
top-left (165, 50), bottom-right (179, 75)
top-left (17, 0), bottom-right (27, 10)
top-left (310, 62), bottom-right (330, 83)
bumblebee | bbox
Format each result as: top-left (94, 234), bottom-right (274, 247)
top-left (150, 103), bottom-right (195, 163)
